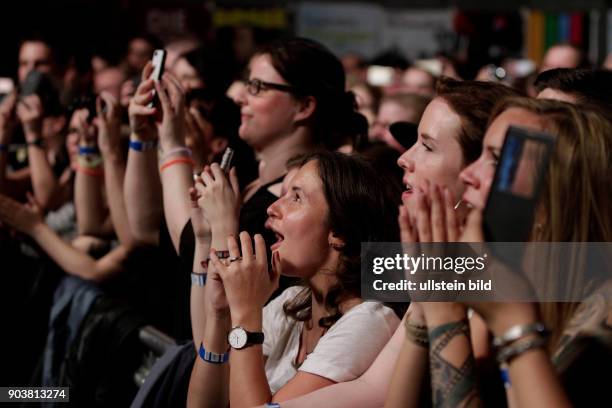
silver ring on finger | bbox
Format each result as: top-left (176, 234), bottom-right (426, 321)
top-left (229, 256), bottom-right (242, 263)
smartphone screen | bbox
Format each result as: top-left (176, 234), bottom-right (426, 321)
top-left (484, 126), bottom-right (555, 243)
top-left (0, 77), bottom-right (14, 103)
top-left (147, 49), bottom-right (167, 109)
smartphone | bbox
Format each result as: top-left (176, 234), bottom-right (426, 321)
top-left (367, 65), bottom-right (395, 87)
top-left (484, 126), bottom-right (555, 243)
top-left (147, 49), bottom-right (167, 109)
top-left (20, 70), bottom-right (44, 98)
top-left (220, 147), bottom-right (234, 174)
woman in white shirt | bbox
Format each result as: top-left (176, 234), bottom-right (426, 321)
top-left (188, 151), bottom-right (401, 408)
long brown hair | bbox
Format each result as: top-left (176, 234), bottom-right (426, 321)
top-left (282, 151), bottom-right (400, 328)
top-left (489, 97), bottom-right (612, 348)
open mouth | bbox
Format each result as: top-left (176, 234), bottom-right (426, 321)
top-left (271, 232), bottom-right (284, 251)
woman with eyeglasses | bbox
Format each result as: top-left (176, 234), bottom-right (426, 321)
top-left (179, 37), bottom-right (368, 293)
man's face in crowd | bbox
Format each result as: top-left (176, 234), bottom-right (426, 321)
top-left (127, 38), bottom-right (154, 73)
top-left (18, 41), bottom-right (54, 84)
top-left (540, 45), bottom-right (582, 73)
top-left (94, 67), bottom-right (127, 100)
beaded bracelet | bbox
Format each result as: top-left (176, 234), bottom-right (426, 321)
top-left (404, 320), bottom-right (429, 348)
top-left (77, 155), bottom-right (103, 169)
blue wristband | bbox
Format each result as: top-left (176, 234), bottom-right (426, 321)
top-left (0, 144), bottom-right (8, 152)
top-left (129, 139), bottom-right (157, 152)
top-left (191, 272), bottom-right (207, 287)
top-left (265, 403), bottom-right (281, 408)
top-left (198, 342), bottom-right (229, 364)
top-left (78, 146), bottom-right (99, 155)
top-left (500, 368), bottom-right (511, 387)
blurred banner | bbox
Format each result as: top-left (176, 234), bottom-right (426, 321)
top-left (295, 2), bottom-right (384, 58)
top-left (296, 2), bottom-right (454, 59)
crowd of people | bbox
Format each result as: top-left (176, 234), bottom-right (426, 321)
top-left (0, 28), bottom-right (611, 408)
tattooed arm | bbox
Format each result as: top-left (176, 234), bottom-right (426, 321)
top-left (424, 303), bottom-right (482, 408)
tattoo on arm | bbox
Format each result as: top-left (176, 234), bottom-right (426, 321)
top-left (429, 320), bottom-right (482, 408)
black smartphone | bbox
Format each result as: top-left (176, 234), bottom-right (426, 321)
top-left (20, 70), bottom-right (44, 98)
top-left (147, 49), bottom-right (166, 109)
top-left (484, 125), bottom-right (555, 243)
top-left (69, 95), bottom-right (98, 123)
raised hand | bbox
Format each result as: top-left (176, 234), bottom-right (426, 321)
top-left (194, 163), bottom-right (241, 236)
top-left (0, 192), bottom-right (43, 235)
top-left (210, 232), bottom-right (280, 323)
top-left (73, 108), bottom-right (97, 146)
top-left (156, 72), bottom-right (186, 152)
top-left (16, 94), bottom-right (43, 141)
top-left (128, 62), bottom-right (157, 140)
top-left (96, 91), bottom-right (122, 157)
top-left (0, 91), bottom-right (17, 145)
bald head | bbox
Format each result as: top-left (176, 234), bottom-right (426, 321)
top-left (540, 44), bottom-right (585, 73)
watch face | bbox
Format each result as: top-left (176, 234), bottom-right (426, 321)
top-left (228, 327), bottom-right (248, 349)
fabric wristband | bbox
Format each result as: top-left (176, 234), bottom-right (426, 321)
top-left (129, 139), bottom-right (158, 152)
top-left (265, 403), bottom-right (281, 408)
top-left (198, 342), bottom-right (229, 364)
top-left (0, 144), bottom-right (8, 152)
top-left (191, 272), bottom-right (207, 287)
top-left (77, 155), bottom-right (103, 169)
top-left (78, 145), bottom-right (99, 155)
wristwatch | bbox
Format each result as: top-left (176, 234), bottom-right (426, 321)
top-left (228, 326), bottom-right (264, 350)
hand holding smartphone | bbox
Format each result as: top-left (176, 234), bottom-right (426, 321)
top-left (147, 49), bottom-right (167, 109)
top-left (220, 147), bottom-right (234, 174)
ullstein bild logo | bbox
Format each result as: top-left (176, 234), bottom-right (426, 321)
top-left (371, 279), bottom-right (492, 292)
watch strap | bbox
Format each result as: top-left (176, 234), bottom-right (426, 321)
top-left (247, 331), bottom-right (265, 346)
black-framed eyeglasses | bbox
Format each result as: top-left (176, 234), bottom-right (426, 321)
top-left (243, 78), bottom-right (296, 96)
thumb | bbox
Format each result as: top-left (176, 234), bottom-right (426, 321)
top-left (229, 167), bottom-right (240, 196)
top-left (25, 191), bottom-right (40, 212)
